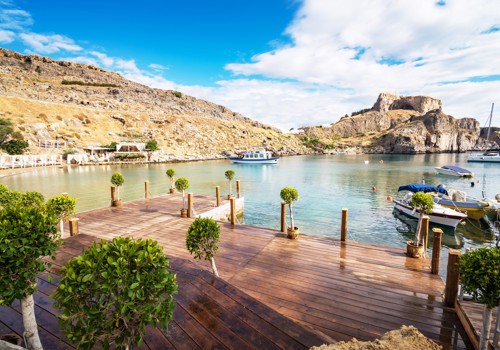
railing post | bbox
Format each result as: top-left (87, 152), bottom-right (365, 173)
top-left (69, 218), bottom-right (79, 236)
top-left (341, 208), bottom-right (348, 241)
top-left (444, 249), bottom-right (461, 308)
top-left (281, 202), bottom-right (286, 233)
top-left (145, 180), bottom-right (149, 199)
top-left (216, 186), bottom-right (220, 207)
top-left (431, 228), bottom-right (443, 275)
top-left (230, 197), bottom-right (236, 225)
top-left (187, 193), bottom-right (193, 218)
top-left (236, 180), bottom-right (241, 199)
top-left (421, 215), bottom-right (430, 257)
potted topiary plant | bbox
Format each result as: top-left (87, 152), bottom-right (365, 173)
top-left (166, 168), bottom-right (176, 194)
top-left (46, 194), bottom-right (76, 237)
top-left (280, 187), bottom-right (299, 239)
top-left (460, 247), bottom-right (500, 350)
top-left (110, 172), bottom-right (124, 207)
top-left (186, 217), bottom-right (221, 277)
top-left (224, 170), bottom-right (235, 199)
top-left (407, 192), bottom-right (434, 258)
top-left (175, 177), bottom-right (189, 217)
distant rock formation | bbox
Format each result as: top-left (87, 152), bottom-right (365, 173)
top-left (301, 93), bottom-right (492, 154)
top-left (372, 93), bottom-right (442, 114)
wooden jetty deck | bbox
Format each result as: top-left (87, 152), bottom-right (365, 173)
top-left (456, 299), bottom-right (499, 350)
top-left (1, 193), bottom-right (474, 349)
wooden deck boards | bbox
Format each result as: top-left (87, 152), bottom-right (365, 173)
top-left (1, 193), bottom-right (474, 349)
top-left (457, 299), bottom-right (499, 350)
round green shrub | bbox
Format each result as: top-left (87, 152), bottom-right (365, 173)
top-left (53, 237), bottom-right (177, 350)
top-left (110, 172), bottom-right (124, 187)
top-left (280, 187), bottom-right (299, 204)
top-left (175, 177), bottom-right (189, 192)
top-left (186, 217), bottom-right (220, 261)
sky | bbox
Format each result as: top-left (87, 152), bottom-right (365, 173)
top-left (0, 0), bottom-right (499, 131)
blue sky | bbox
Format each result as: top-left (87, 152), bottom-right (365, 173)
top-left (1, 0), bottom-right (499, 131)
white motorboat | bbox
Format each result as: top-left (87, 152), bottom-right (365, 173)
top-left (467, 151), bottom-right (500, 163)
top-left (434, 165), bottom-right (473, 177)
top-left (394, 184), bottom-right (467, 228)
top-left (229, 148), bottom-right (279, 164)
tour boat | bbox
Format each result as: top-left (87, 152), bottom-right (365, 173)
top-left (467, 151), bottom-right (500, 163)
top-left (434, 165), bottom-right (473, 177)
top-left (431, 188), bottom-right (500, 221)
top-left (394, 184), bottom-right (467, 228)
top-left (228, 148), bottom-right (279, 164)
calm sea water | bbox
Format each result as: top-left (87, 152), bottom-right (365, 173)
top-left (2, 153), bottom-right (499, 271)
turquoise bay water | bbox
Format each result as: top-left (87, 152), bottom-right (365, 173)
top-left (2, 154), bottom-right (499, 266)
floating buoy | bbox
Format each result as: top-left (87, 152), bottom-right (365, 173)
top-left (379, 160), bottom-right (384, 164)
top-left (364, 160), bottom-right (369, 164)
top-left (372, 186), bottom-right (376, 192)
top-left (387, 196), bottom-right (392, 201)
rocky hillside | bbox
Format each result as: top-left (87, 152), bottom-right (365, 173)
top-left (301, 93), bottom-right (498, 153)
top-left (0, 48), bottom-right (309, 159)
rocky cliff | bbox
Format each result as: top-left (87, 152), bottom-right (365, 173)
top-left (301, 93), bottom-right (497, 154)
top-left (0, 48), bottom-right (309, 159)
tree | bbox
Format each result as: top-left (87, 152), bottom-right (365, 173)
top-left (460, 247), bottom-right (500, 350)
top-left (175, 177), bottom-right (189, 210)
top-left (0, 118), bottom-right (13, 144)
top-left (186, 217), bottom-right (221, 277)
top-left (53, 237), bottom-right (177, 350)
top-left (111, 172), bottom-right (125, 200)
top-left (280, 187), bottom-right (299, 230)
top-left (46, 195), bottom-right (76, 237)
top-left (0, 188), bottom-right (61, 350)
top-left (409, 192), bottom-right (434, 248)
top-left (2, 139), bottom-right (29, 155)
top-left (146, 140), bottom-right (158, 151)
top-left (166, 168), bottom-right (175, 193)
top-left (224, 170), bottom-right (235, 197)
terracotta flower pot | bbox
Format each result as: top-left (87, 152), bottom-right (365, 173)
top-left (406, 240), bottom-right (425, 258)
top-left (112, 199), bottom-right (122, 207)
top-left (180, 209), bottom-right (188, 218)
top-left (169, 188), bottom-right (175, 194)
top-left (287, 226), bottom-right (299, 240)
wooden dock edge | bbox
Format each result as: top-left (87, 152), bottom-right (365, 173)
top-left (456, 301), bottom-right (479, 350)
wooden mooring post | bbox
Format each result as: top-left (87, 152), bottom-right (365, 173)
top-left (281, 202), bottom-right (286, 233)
top-left (236, 180), bottom-right (241, 198)
top-left (431, 228), bottom-right (443, 275)
top-left (188, 193), bottom-right (193, 218)
top-left (444, 249), bottom-right (461, 307)
top-left (145, 181), bottom-right (149, 199)
top-left (110, 186), bottom-right (117, 203)
top-left (69, 218), bottom-right (79, 236)
top-left (341, 208), bottom-right (348, 241)
top-left (216, 186), bottom-right (221, 207)
top-left (230, 197), bottom-right (236, 225)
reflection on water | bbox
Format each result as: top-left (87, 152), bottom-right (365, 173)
top-left (1, 154), bottom-right (498, 258)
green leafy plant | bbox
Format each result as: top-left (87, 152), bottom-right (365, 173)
top-left (2, 139), bottom-right (29, 155)
top-left (280, 187), bottom-right (299, 230)
top-left (53, 237), bottom-right (177, 350)
top-left (460, 247), bottom-right (500, 350)
top-left (166, 168), bottom-right (175, 192)
top-left (101, 141), bottom-right (118, 150)
top-left (175, 177), bottom-right (189, 210)
top-left (186, 217), bottom-right (221, 277)
top-left (224, 170), bottom-right (235, 197)
top-left (146, 140), bottom-right (158, 151)
top-left (409, 192), bottom-right (434, 248)
top-left (0, 118), bottom-right (13, 144)
top-left (173, 91), bottom-right (182, 98)
top-left (0, 187), bottom-right (61, 350)
top-left (110, 172), bottom-right (125, 200)
top-left (46, 195), bottom-right (76, 236)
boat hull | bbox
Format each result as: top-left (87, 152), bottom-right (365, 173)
top-left (434, 167), bottom-right (473, 177)
top-left (229, 157), bottom-right (279, 164)
top-left (393, 200), bottom-right (467, 228)
top-left (433, 198), bottom-right (499, 220)
top-left (467, 154), bottom-right (500, 162)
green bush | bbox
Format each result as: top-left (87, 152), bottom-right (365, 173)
top-left (280, 187), bottom-right (299, 229)
top-left (1, 139), bottom-right (29, 155)
top-left (46, 195), bottom-right (76, 222)
top-left (146, 140), bottom-right (158, 151)
top-left (225, 170), bottom-right (235, 196)
top-left (174, 91), bottom-right (182, 98)
top-left (61, 80), bottom-right (119, 88)
top-left (53, 237), bottom-right (177, 350)
top-left (175, 177), bottom-right (189, 209)
top-left (186, 217), bottom-right (221, 276)
top-left (111, 172), bottom-right (124, 187)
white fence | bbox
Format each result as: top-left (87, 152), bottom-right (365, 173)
top-left (0, 154), bottom-right (62, 168)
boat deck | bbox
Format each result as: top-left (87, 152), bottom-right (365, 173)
top-left (1, 193), bottom-right (473, 349)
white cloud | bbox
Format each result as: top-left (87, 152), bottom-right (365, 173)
top-left (0, 7), bottom-right (32, 31)
top-left (219, 0), bottom-right (500, 129)
top-left (0, 29), bottom-right (15, 43)
top-left (19, 32), bottom-right (82, 54)
top-left (149, 63), bottom-right (168, 71)
top-left (89, 51), bottom-right (114, 67)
